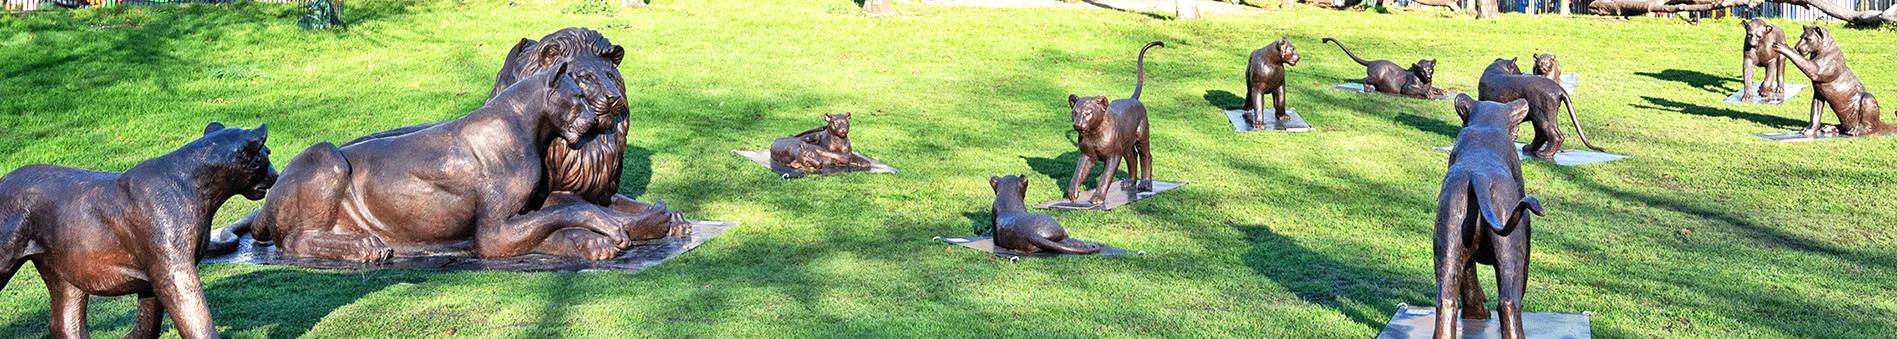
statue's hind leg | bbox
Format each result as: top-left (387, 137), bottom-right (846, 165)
top-left (1534, 107), bottom-right (1563, 159)
top-left (1459, 264), bottom-right (1490, 320)
top-left (1491, 217), bottom-right (1533, 339)
top-left (1843, 92), bottom-right (1881, 136)
top-left (0, 212), bottom-right (26, 290)
top-left (270, 143), bottom-right (392, 263)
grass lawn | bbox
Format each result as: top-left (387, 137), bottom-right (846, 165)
top-left (3, 0), bottom-right (1895, 337)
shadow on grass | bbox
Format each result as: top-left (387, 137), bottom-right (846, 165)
top-left (1634, 69), bottom-right (1734, 95)
top-left (961, 210), bottom-right (993, 236)
top-left (1635, 96), bottom-right (1805, 129)
top-left (0, 267), bottom-right (421, 338)
top-left (1544, 165), bottom-right (1896, 335)
top-left (619, 145), bottom-right (657, 198)
top-left (1236, 222), bottom-right (1431, 332)
top-left (1079, 0), bottom-right (1171, 20)
top-left (1550, 166), bottom-right (1887, 270)
top-left (1393, 112), bottom-right (1461, 139)
top-left (204, 269), bottom-right (422, 339)
top-left (1021, 151), bottom-right (1133, 197)
top-left (1204, 89), bottom-right (1244, 110)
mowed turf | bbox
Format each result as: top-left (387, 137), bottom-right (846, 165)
top-left (2, 1), bottom-right (1894, 337)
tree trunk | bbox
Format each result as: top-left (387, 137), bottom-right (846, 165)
top-left (1178, 0), bottom-right (1202, 19)
top-left (1588, 0), bottom-right (1896, 25)
top-left (863, 0), bottom-right (895, 16)
top-left (1476, 0), bottom-right (1500, 18)
top-left (621, 0), bottom-right (646, 8)
top-left (1285, 0), bottom-right (1296, 9)
top-left (1560, 0), bottom-right (1570, 15)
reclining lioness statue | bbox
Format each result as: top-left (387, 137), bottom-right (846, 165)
top-left (226, 64), bottom-right (652, 262)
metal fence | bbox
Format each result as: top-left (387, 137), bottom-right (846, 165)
top-left (1383, 0), bottom-right (1888, 21)
top-left (5, 0), bottom-right (303, 12)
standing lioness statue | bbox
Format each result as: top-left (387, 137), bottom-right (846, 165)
top-left (2, 123), bottom-right (277, 339)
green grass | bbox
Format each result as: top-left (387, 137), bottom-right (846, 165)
top-left (3, 1), bottom-right (1895, 337)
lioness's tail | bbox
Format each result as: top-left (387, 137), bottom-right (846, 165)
top-left (0, 207), bottom-right (28, 289)
top-left (1029, 236), bottom-right (1104, 255)
top-left (1322, 37), bottom-right (1372, 67)
top-left (206, 210), bottom-right (266, 256)
top-left (1559, 92), bottom-right (1606, 152)
top-left (1130, 41), bottom-right (1164, 100)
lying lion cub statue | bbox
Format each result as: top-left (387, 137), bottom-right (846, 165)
top-left (990, 175), bottom-right (1102, 255)
top-left (1, 122), bottom-right (277, 339)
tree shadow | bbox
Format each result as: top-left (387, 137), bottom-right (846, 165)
top-left (1548, 166), bottom-right (1887, 270)
top-left (1204, 89), bottom-right (1244, 111)
top-left (961, 210), bottom-right (993, 236)
top-left (1635, 96), bottom-right (1804, 129)
top-left (1236, 222), bottom-right (1430, 332)
top-left (201, 269), bottom-right (418, 338)
top-left (1633, 69), bottom-right (1735, 95)
top-left (1393, 112), bottom-right (1461, 139)
top-left (1019, 152), bottom-right (1131, 196)
top-left (619, 145), bottom-right (657, 198)
top-left (1078, 0), bottom-right (1173, 20)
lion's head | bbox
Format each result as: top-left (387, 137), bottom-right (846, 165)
top-left (494, 28), bottom-right (628, 132)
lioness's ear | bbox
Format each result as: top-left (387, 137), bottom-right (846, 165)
top-left (244, 124), bottom-right (266, 152)
top-left (204, 121), bottom-right (226, 135)
top-left (1095, 97), bottom-right (1109, 106)
top-left (548, 62), bottom-right (570, 88)
top-left (603, 45), bottom-right (625, 66)
top-left (1020, 176), bottom-right (1028, 190)
top-left (1453, 94), bottom-right (1476, 123)
top-left (1068, 94), bottom-right (1079, 105)
top-left (989, 176), bottom-right (999, 190)
top-left (1504, 99), bottom-right (1531, 125)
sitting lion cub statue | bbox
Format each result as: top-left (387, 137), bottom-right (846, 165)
top-left (1, 122), bottom-right (277, 339)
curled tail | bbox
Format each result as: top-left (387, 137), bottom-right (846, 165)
top-left (1322, 37), bottom-right (1372, 67)
top-left (1130, 41), bottom-right (1164, 100)
top-left (1560, 93), bottom-right (1606, 151)
top-left (1471, 175), bottom-right (1525, 234)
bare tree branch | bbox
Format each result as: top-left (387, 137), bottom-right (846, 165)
top-left (1588, 0), bottom-right (1895, 26)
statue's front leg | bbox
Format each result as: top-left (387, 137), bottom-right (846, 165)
top-left (533, 228), bottom-right (621, 261)
top-left (610, 196), bottom-right (690, 240)
top-left (1741, 61), bottom-right (1758, 102)
top-left (473, 202), bottom-right (629, 258)
top-left (1802, 96), bottom-right (1827, 136)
